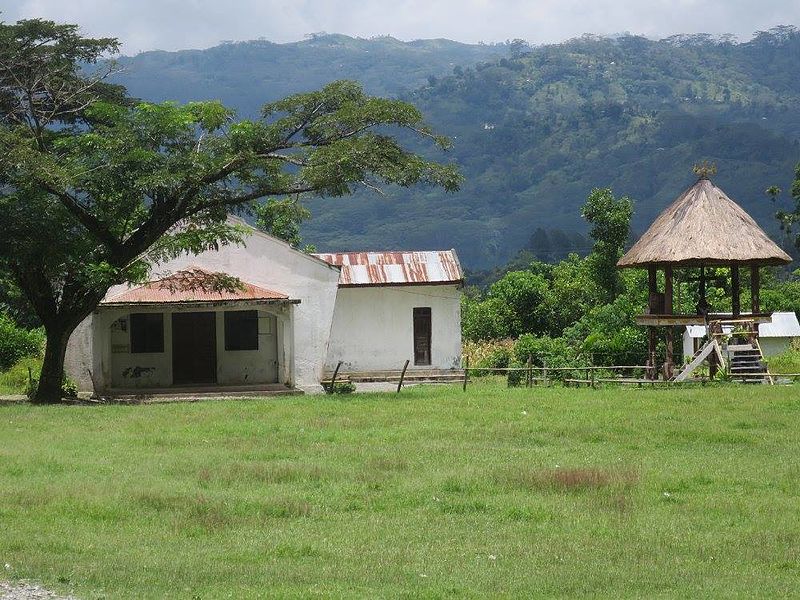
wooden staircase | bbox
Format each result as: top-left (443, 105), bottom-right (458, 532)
top-left (727, 343), bottom-right (773, 384)
top-left (672, 339), bottom-right (724, 382)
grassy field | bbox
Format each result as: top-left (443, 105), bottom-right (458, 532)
top-left (1, 381), bottom-right (799, 598)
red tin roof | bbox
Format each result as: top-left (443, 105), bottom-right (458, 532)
top-left (312, 250), bottom-right (463, 287)
top-left (101, 268), bottom-right (290, 305)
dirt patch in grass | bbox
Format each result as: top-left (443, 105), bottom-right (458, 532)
top-left (365, 456), bottom-right (408, 472)
top-left (497, 466), bottom-right (639, 492)
top-left (260, 497), bottom-right (313, 518)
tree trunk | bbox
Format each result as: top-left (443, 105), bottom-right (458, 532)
top-left (32, 326), bottom-right (72, 404)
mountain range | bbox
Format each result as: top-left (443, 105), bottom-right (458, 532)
top-left (111, 28), bottom-right (800, 268)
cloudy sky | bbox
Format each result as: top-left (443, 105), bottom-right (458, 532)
top-left (4, 0), bottom-right (799, 54)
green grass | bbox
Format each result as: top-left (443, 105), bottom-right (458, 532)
top-left (2, 381), bottom-right (800, 598)
top-left (767, 344), bottom-right (800, 375)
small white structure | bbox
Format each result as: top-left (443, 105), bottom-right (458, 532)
top-left (756, 311), bottom-right (800, 356)
top-left (682, 311), bottom-right (800, 359)
top-left (65, 220), bottom-right (464, 394)
top-left (313, 251), bottom-right (463, 373)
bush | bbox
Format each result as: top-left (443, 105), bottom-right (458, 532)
top-left (326, 381), bottom-right (356, 395)
top-left (462, 339), bottom-right (514, 376)
top-left (0, 312), bottom-right (44, 370)
top-left (766, 340), bottom-right (800, 374)
top-left (513, 334), bottom-right (576, 368)
top-left (0, 356), bottom-right (42, 391)
top-left (507, 361), bottom-right (526, 387)
top-left (512, 335), bottom-right (581, 382)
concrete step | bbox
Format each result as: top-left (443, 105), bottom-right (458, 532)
top-left (102, 383), bottom-right (302, 401)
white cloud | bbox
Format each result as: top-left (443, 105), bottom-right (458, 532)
top-left (3, 0), bottom-right (799, 53)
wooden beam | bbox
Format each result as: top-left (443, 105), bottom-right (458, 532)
top-left (648, 266), bottom-right (657, 313)
top-left (664, 266), bottom-right (673, 315)
top-left (664, 326), bottom-right (674, 380)
top-left (751, 265), bottom-right (760, 314)
top-left (731, 264), bottom-right (740, 318)
top-left (635, 313), bottom-right (773, 326)
top-left (647, 326), bottom-right (657, 380)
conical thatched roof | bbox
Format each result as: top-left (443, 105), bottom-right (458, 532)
top-left (617, 178), bottom-right (791, 268)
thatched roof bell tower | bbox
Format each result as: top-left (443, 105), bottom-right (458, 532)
top-left (617, 171), bottom-right (791, 381)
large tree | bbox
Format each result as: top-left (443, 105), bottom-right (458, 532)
top-left (0, 19), bottom-right (460, 403)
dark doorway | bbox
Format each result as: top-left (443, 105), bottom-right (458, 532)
top-left (172, 312), bottom-right (217, 385)
top-left (413, 307), bottom-right (432, 366)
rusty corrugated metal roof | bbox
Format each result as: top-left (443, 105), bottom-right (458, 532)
top-left (101, 268), bottom-right (290, 305)
top-left (312, 250), bottom-right (463, 287)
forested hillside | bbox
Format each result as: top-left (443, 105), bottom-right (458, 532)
top-left (113, 28), bottom-right (800, 268)
top-left (113, 34), bottom-right (501, 116)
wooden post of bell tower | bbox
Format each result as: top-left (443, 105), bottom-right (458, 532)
top-left (647, 266), bottom-right (657, 380)
top-left (664, 265), bottom-right (674, 379)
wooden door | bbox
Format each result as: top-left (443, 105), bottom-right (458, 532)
top-left (172, 312), bottom-right (217, 385)
top-left (413, 307), bottom-right (431, 366)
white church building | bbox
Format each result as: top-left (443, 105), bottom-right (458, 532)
top-left (65, 219), bottom-right (464, 395)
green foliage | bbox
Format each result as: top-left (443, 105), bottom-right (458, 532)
top-left (485, 271), bottom-right (550, 337)
top-left (0, 356), bottom-right (42, 393)
top-left (326, 381), bottom-right (356, 394)
top-left (581, 188), bottom-right (633, 301)
top-left (564, 294), bottom-right (648, 366)
top-left (461, 295), bottom-right (515, 341)
top-left (513, 334), bottom-right (577, 368)
top-left (762, 278), bottom-right (800, 317)
top-left (252, 197), bottom-right (311, 248)
top-left (765, 340), bottom-right (800, 374)
top-left (0, 312), bottom-right (44, 370)
top-left (508, 334), bottom-right (579, 386)
top-left (462, 339), bottom-right (514, 376)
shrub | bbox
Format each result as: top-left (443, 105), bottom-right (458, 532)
top-left (513, 334), bottom-right (576, 368)
top-left (0, 359), bottom-right (80, 401)
top-left (766, 340), bottom-right (800, 374)
top-left (462, 339), bottom-right (514, 376)
top-left (0, 356), bottom-right (43, 392)
top-left (506, 361), bottom-right (526, 387)
top-left (0, 312), bottom-right (44, 370)
top-left (512, 335), bottom-right (581, 382)
top-left (326, 381), bottom-right (356, 394)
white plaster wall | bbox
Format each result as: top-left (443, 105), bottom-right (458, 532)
top-left (216, 310), bottom-right (278, 385)
top-left (682, 332), bottom-right (694, 362)
top-left (325, 285), bottom-right (462, 372)
top-left (66, 220), bottom-right (341, 391)
top-left (761, 337), bottom-right (792, 357)
top-left (64, 314), bottom-right (95, 391)
top-left (109, 307), bottom-right (171, 388)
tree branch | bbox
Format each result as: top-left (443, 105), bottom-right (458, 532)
top-left (39, 182), bottom-right (122, 250)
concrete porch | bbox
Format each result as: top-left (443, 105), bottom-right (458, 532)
top-left (98, 383), bottom-right (302, 403)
